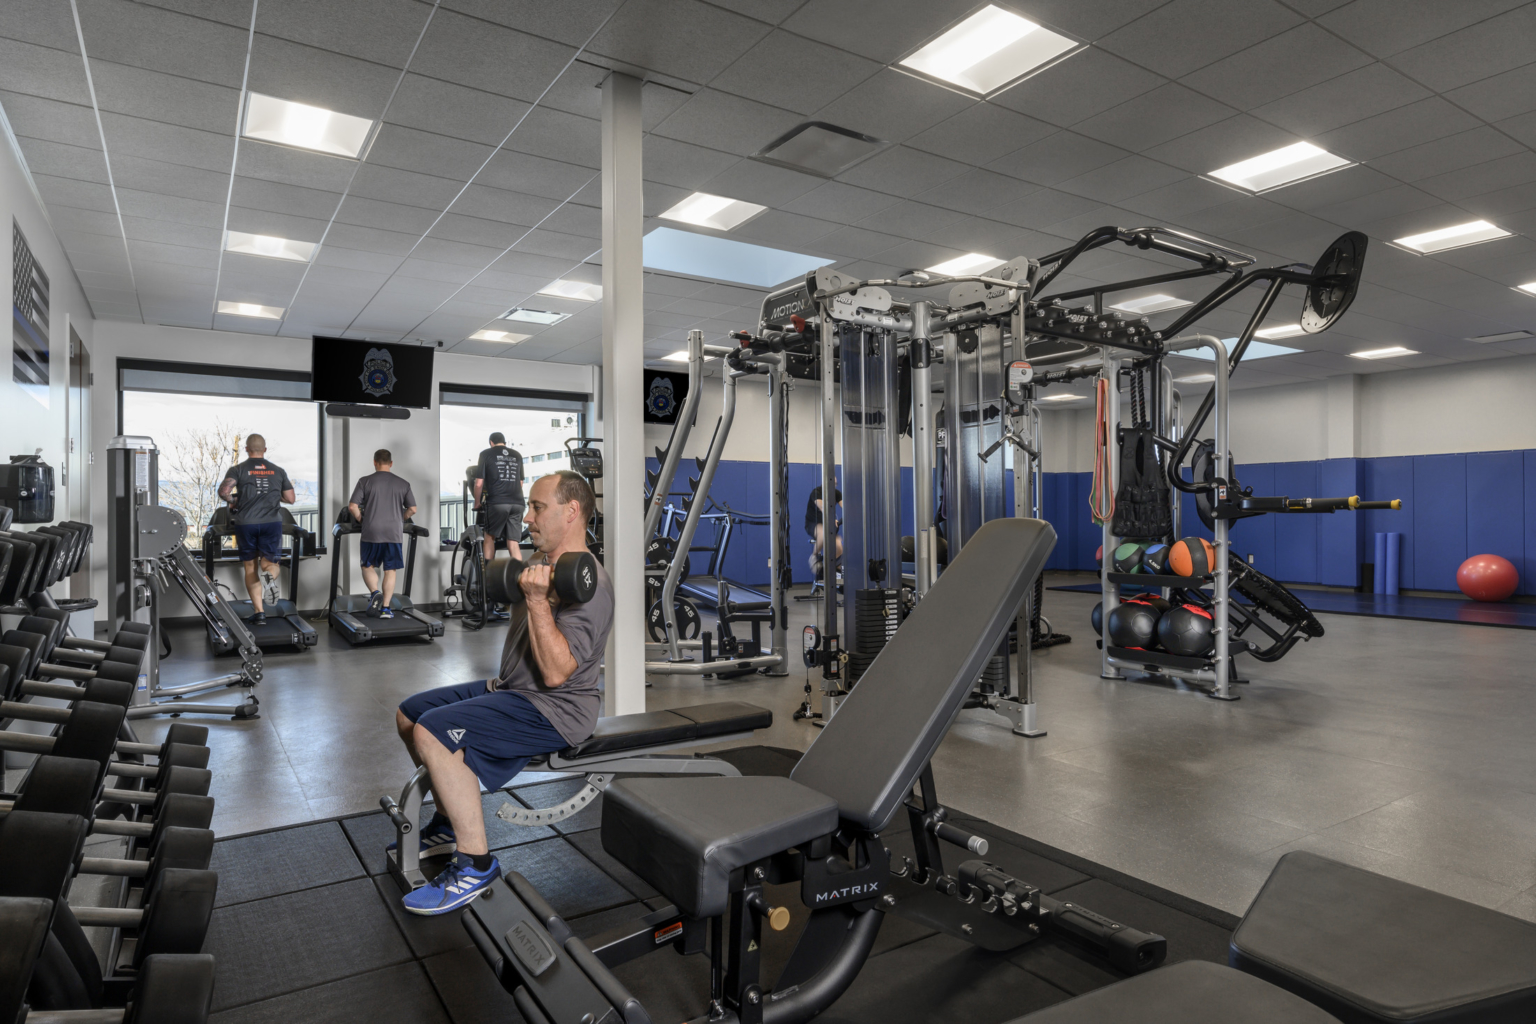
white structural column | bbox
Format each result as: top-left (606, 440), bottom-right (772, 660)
top-left (600, 72), bottom-right (645, 716)
top-left (1326, 374), bottom-right (1360, 459)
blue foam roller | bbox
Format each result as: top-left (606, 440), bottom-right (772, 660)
top-left (1384, 531), bottom-right (1401, 595)
top-left (1374, 532), bottom-right (1387, 594)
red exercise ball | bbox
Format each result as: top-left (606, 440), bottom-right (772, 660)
top-left (1457, 554), bottom-right (1519, 602)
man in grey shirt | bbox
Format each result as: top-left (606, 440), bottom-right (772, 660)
top-left (347, 449), bottom-right (417, 618)
top-left (393, 470), bottom-right (614, 915)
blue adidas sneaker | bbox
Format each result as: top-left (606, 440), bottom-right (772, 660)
top-left (386, 817), bottom-right (456, 858)
top-left (402, 853), bottom-right (500, 915)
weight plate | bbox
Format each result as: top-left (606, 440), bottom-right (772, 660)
top-left (1301, 231), bottom-right (1366, 334)
top-left (647, 598), bottom-right (701, 642)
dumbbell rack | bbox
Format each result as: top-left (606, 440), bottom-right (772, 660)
top-left (1102, 570), bottom-right (1248, 685)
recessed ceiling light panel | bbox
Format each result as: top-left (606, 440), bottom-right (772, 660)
top-left (1351, 346), bottom-right (1417, 359)
top-left (1109, 294), bottom-right (1191, 315)
top-left (1394, 220), bottom-right (1511, 254)
top-left (469, 329), bottom-right (530, 343)
top-left (1468, 330), bottom-right (1534, 342)
top-left (926, 253), bottom-right (1002, 275)
top-left (538, 279), bottom-right (603, 301)
top-left (1208, 142), bottom-right (1353, 193)
top-left (225, 231), bottom-right (315, 262)
top-left (502, 308), bottom-right (570, 325)
top-left (1175, 373), bottom-right (1216, 383)
top-left (660, 192), bottom-right (767, 232)
top-left (1183, 340), bottom-right (1301, 361)
top-left (755, 121), bottom-right (888, 178)
top-left (242, 93), bottom-right (374, 158)
top-left (1517, 282), bottom-right (1536, 296)
top-left (899, 4), bottom-right (1080, 97)
top-left (1255, 323), bottom-right (1306, 339)
top-left (643, 227), bottom-right (828, 288)
top-left (1037, 393), bottom-right (1086, 403)
top-left (662, 351), bottom-right (691, 362)
top-left (216, 300), bottom-right (284, 320)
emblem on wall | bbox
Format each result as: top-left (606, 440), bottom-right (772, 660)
top-left (359, 347), bottom-right (397, 398)
top-left (647, 375), bottom-right (676, 419)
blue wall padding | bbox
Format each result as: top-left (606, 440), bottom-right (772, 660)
top-left (651, 447), bottom-right (1532, 594)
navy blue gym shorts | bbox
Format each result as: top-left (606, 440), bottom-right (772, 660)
top-left (359, 541), bottom-right (405, 570)
top-left (233, 522), bottom-right (283, 563)
top-left (399, 681), bottom-right (568, 790)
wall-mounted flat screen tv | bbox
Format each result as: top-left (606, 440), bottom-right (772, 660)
top-left (311, 336), bottom-right (435, 409)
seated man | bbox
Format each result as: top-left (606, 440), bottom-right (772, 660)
top-left (347, 448), bottom-right (417, 618)
top-left (805, 484), bottom-right (842, 578)
top-left (393, 470), bottom-right (614, 914)
top-left (217, 433), bottom-right (295, 625)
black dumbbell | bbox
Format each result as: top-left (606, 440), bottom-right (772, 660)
top-left (0, 699), bottom-right (210, 778)
top-left (484, 551), bottom-right (598, 606)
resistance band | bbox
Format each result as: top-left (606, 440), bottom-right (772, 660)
top-left (1089, 376), bottom-right (1115, 525)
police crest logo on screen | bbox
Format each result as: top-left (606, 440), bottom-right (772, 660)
top-left (359, 347), bottom-right (397, 398)
top-left (647, 375), bottom-right (676, 419)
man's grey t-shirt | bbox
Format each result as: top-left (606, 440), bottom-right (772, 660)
top-left (476, 445), bottom-right (525, 507)
top-left (349, 471), bottom-right (416, 544)
top-left (488, 554), bottom-right (614, 745)
top-left (223, 458), bottom-right (292, 525)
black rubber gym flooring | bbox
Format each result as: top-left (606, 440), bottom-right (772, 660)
top-left (201, 747), bottom-right (1236, 1023)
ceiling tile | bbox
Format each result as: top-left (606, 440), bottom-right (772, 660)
top-left (127, 237), bottom-right (218, 267)
top-left (78, 0), bottom-right (248, 87)
top-left (642, 136), bottom-right (740, 190)
top-left (367, 122), bottom-right (495, 180)
top-left (395, 258), bottom-right (481, 286)
top-left (1371, 126), bottom-right (1525, 183)
top-left (323, 221), bottom-right (420, 257)
top-left (0, 92), bottom-right (98, 148)
top-left (1097, 0), bottom-right (1304, 79)
top-left (836, 146), bottom-right (970, 197)
top-left (809, 225), bottom-right (905, 260)
top-left (698, 159), bottom-right (823, 207)
top-left (236, 139), bottom-right (359, 191)
top-left (440, 0), bottom-right (623, 49)
top-left (334, 195), bottom-right (440, 235)
top-left (1142, 114), bottom-right (1299, 176)
top-left (347, 162), bottom-right (463, 209)
top-left (14, 137), bottom-right (108, 184)
top-left (1414, 151), bottom-right (1536, 205)
top-left (111, 153), bottom-right (230, 203)
top-left (994, 187), bottom-right (1104, 231)
top-left (1004, 0), bottom-right (1171, 41)
top-left (115, 186), bottom-right (224, 225)
top-left (856, 200), bottom-right (967, 242)
top-left (477, 149), bottom-right (597, 200)
top-left (98, 112), bottom-right (234, 174)
top-left (1180, 24), bottom-right (1374, 111)
top-left (1055, 155), bottom-right (1188, 204)
top-left (1318, 0), bottom-right (1528, 58)
top-left (1115, 176), bottom-right (1242, 221)
top-left (713, 29), bottom-right (881, 116)
top-left (89, 60), bottom-right (240, 134)
top-left (225, 206), bottom-right (328, 242)
top-left (248, 35), bottom-right (403, 120)
top-left (502, 106), bottom-right (600, 169)
top-left (780, 0), bottom-right (980, 66)
top-left (409, 10), bottom-right (577, 104)
top-left (254, 0), bottom-right (429, 67)
top-left (1074, 83), bottom-right (1238, 152)
top-left (1250, 62), bottom-right (1431, 138)
top-left (0, 0), bottom-right (82, 52)
top-left (514, 229), bottom-right (597, 261)
top-left (915, 169), bottom-right (1041, 217)
top-left (33, 173), bottom-right (117, 213)
top-left (229, 175), bottom-right (341, 219)
top-left (1387, 4), bottom-right (1536, 92)
top-left (429, 212), bottom-right (528, 250)
top-left (782, 181), bottom-right (901, 224)
top-left (652, 88), bottom-right (802, 158)
top-left (990, 46), bottom-right (1164, 130)
top-left (447, 184), bottom-right (566, 227)
top-left (51, 206), bottom-right (121, 236)
top-left (587, 0), bottom-right (770, 84)
top-left (812, 69), bottom-right (973, 146)
top-left (1316, 97), bottom-right (1481, 162)
top-left (988, 130), bottom-right (1128, 187)
top-left (1444, 62), bottom-right (1536, 123)
top-left (906, 102), bottom-right (1057, 166)
top-left (385, 74), bottom-right (531, 147)
top-left (0, 38), bottom-right (91, 105)
top-left (1303, 183), bottom-right (1442, 229)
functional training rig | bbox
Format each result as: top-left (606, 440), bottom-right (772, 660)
top-left (106, 437), bottom-right (261, 720)
top-left (463, 519), bottom-right (1166, 1024)
top-left (733, 223), bottom-right (1384, 709)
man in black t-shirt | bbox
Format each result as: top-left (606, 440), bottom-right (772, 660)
top-left (217, 434), bottom-right (296, 626)
top-left (806, 484), bottom-right (842, 579)
top-left (473, 432), bottom-right (524, 564)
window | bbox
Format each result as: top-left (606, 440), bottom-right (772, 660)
top-left (438, 383), bottom-right (588, 546)
top-left (119, 359), bottom-right (323, 547)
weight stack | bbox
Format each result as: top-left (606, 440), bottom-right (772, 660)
top-left (847, 588), bottom-right (902, 686)
top-left (974, 653), bottom-right (1008, 695)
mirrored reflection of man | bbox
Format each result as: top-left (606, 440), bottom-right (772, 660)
top-left (218, 434), bottom-right (295, 626)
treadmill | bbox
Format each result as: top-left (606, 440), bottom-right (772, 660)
top-left (675, 502), bottom-right (774, 656)
top-left (201, 507), bottom-right (319, 652)
top-left (327, 508), bottom-right (444, 645)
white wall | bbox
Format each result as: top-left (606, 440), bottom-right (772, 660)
top-left (0, 113), bottom-right (95, 555)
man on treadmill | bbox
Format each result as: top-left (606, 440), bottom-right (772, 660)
top-left (392, 470), bottom-right (614, 914)
top-left (347, 449), bottom-right (417, 619)
top-left (473, 432), bottom-right (525, 566)
top-left (217, 434), bottom-right (295, 626)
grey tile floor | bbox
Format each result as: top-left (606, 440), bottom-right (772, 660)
top-left (131, 577), bottom-right (1536, 924)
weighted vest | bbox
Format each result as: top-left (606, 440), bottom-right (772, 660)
top-left (1111, 426), bottom-right (1173, 540)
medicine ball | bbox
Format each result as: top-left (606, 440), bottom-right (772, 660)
top-left (1113, 541), bottom-right (1149, 573)
top-left (1157, 603), bottom-right (1215, 657)
top-left (1091, 601), bottom-right (1102, 636)
top-left (1095, 545), bottom-right (1104, 568)
top-left (1167, 537), bottom-right (1216, 577)
top-left (1142, 542), bottom-right (1170, 575)
top-left (1106, 599), bottom-right (1161, 650)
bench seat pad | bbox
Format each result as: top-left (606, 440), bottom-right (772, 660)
top-left (1009, 961), bottom-right (1340, 1024)
top-left (558, 701), bottom-right (771, 760)
top-left (1232, 852), bottom-right (1536, 1024)
top-left (602, 776), bottom-right (837, 918)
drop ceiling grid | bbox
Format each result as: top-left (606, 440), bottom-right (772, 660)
top-left (0, 0), bottom-right (1533, 369)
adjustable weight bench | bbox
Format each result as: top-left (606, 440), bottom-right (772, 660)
top-left (381, 700), bottom-right (772, 893)
top-left (464, 518), bottom-right (1167, 1024)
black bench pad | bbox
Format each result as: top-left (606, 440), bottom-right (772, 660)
top-left (602, 776), bottom-right (837, 918)
top-left (1232, 852), bottom-right (1536, 1024)
top-left (557, 701), bottom-right (770, 760)
top-left (1010, 961), bottom-right (1340, 1024)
